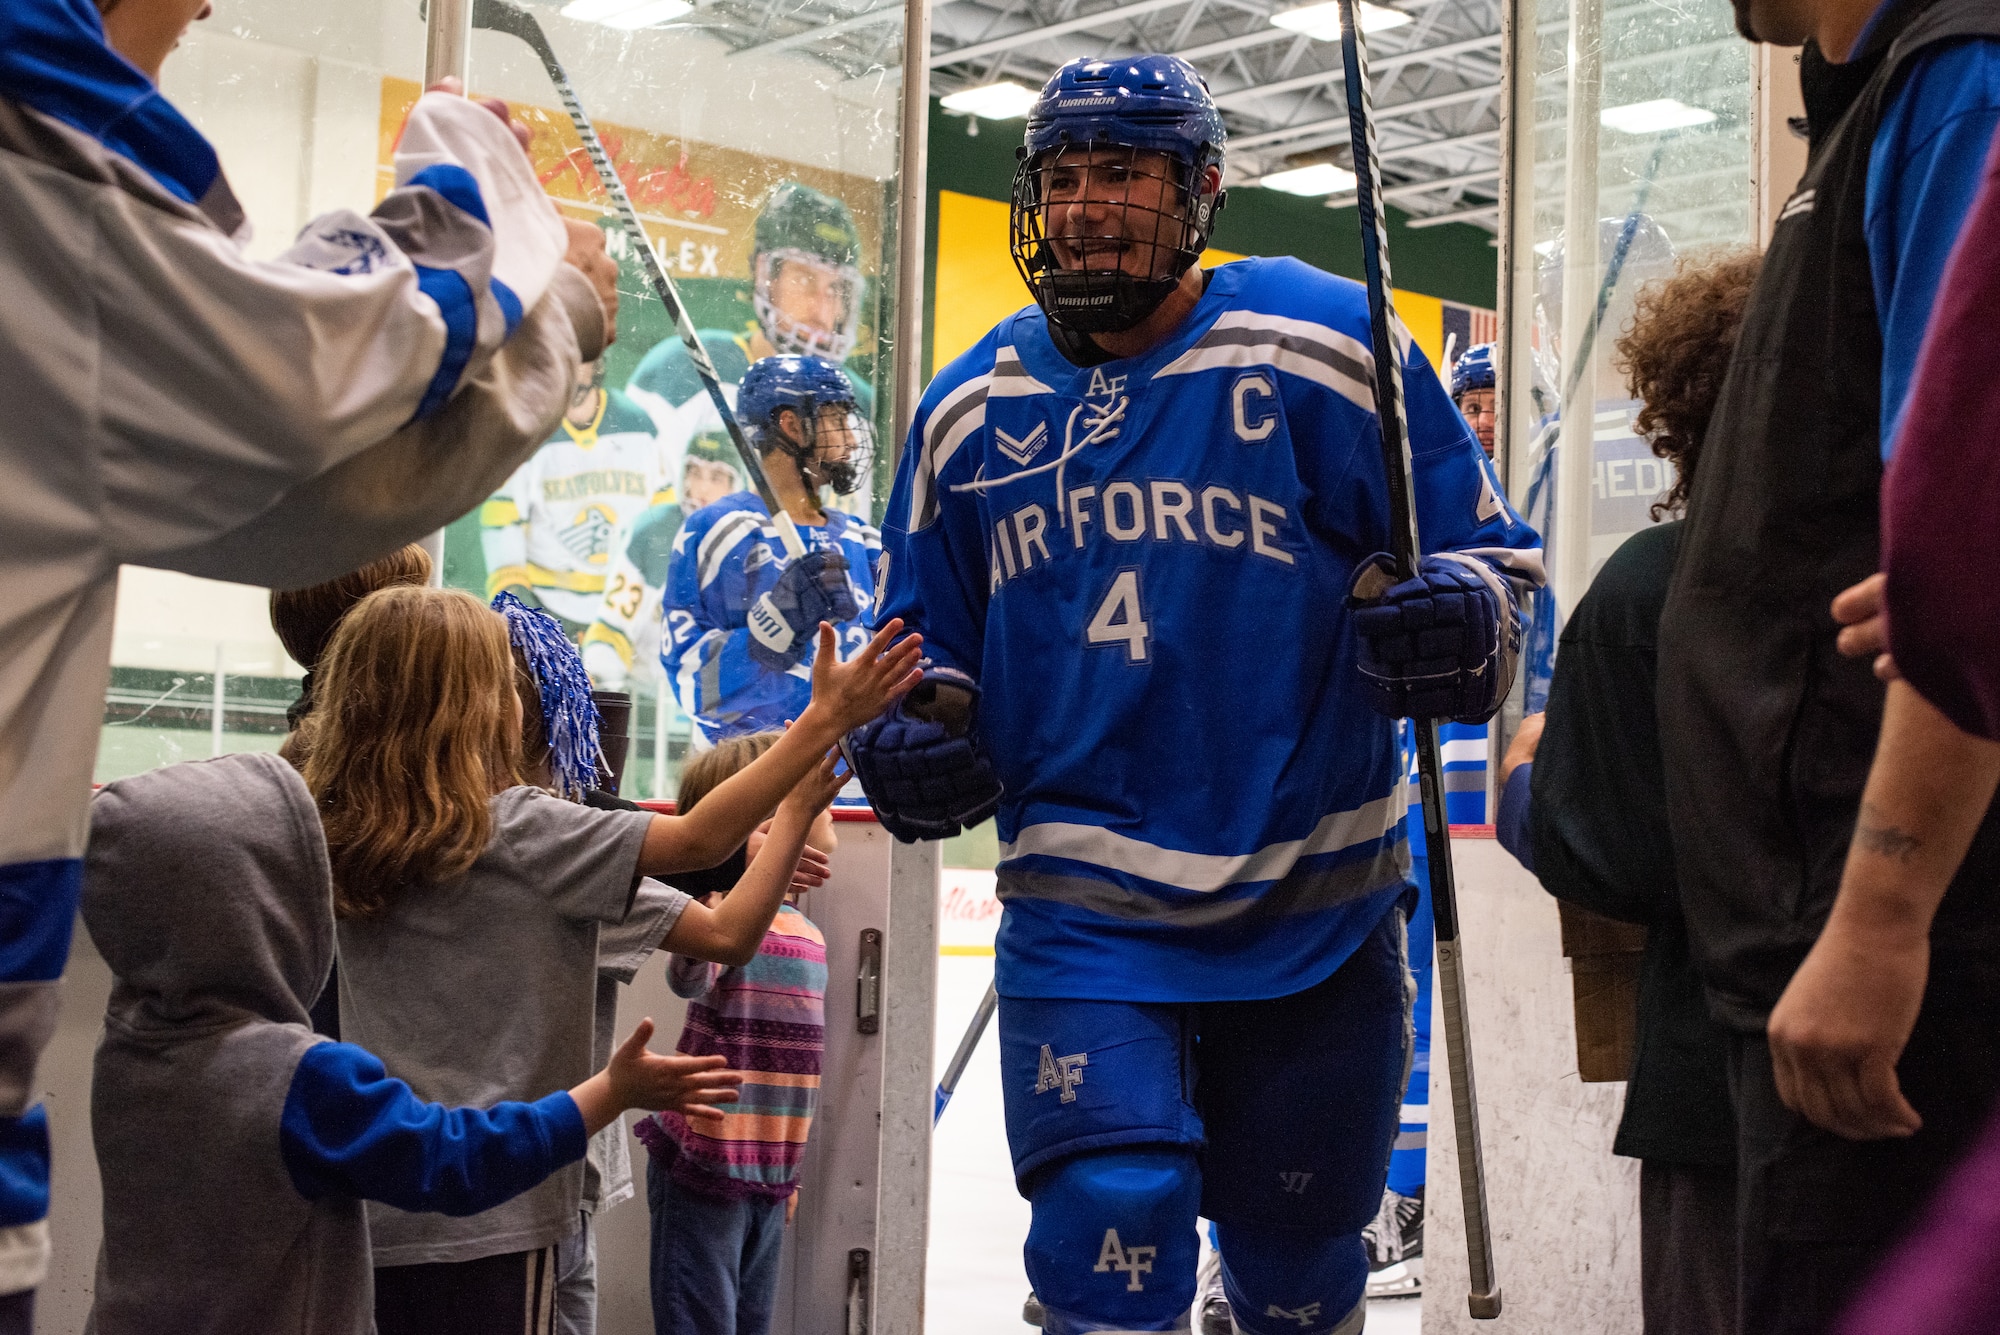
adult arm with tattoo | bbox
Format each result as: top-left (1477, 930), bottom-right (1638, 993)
top-left (1766, 681), bottom-right (2000, 1140)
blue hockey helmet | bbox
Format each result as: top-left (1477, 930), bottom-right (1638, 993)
top-left (1451, 342), bottom-right (1496, 400)
top-left (1010, 55), bottom-right (1229, 335)
top-left (737, 355), bottom-right (875, 497)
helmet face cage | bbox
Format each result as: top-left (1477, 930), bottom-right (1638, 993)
top-left (760, 398), bottom-right (875, 499)
top-left (753, 248), bottom-right (864, 363)
top-left (1010, 141), bottom-right (1217, 334)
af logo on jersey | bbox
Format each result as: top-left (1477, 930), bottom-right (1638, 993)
top-left (1085, 366), bottom-right (1128, 405)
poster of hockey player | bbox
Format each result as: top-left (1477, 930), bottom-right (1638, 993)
top-left (584, 180), bottom-right (879, 691)
top-left (374, 79), bottom-right (888, 683)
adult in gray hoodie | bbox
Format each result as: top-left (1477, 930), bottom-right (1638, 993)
top-left (80, 752), bottom-right (737, 1335)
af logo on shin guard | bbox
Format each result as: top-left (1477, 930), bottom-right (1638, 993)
top-left (1093, 1229), bottom-right (1157, 1292)
top-left (1034, 1044), bottom-right (1089, 1102)
top-left (1265, 1301), bottom-right (1324, 1327)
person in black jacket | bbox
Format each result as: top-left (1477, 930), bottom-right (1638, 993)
top-left (1496, 250), bottom-right (1761, 1335)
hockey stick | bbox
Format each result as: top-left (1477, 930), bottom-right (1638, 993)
top-left (1556, 140), bottom-right (1668, 408)
top-left (1335, 0), bottom-right (1503, 1318)
top-left (467, 0), bottom-right (808, 561)
top-left (933, 980), bottom-right (998, 1124)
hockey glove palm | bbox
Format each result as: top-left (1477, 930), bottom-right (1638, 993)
top-left (1349, 552), bottom-right (1518, 722)
top-left (747, 549), bottom-right (861, 672)
top-left (842, 666), bottom-right (1003, 843)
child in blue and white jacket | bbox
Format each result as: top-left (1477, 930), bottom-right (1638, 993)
top-left (80, 753), bottom-right (741, 1335)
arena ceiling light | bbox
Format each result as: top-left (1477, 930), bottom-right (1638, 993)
top-left (939, 81), bottom-right (1040, 119)
top-left (1269, 1), bottom-right (1414, 40)
top-left (1600, 98), bottom-right (1718, 134)
top-left (559, 0), bottom-right (694, 29)
top-left (1259, 162), bottom-right (1359, 196)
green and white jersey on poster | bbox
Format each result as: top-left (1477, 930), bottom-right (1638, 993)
top-left (480, 386), bottom-right (674, 628)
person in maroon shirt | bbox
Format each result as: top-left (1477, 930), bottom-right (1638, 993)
top-left (1819, 123), bottom-right (2000, 1335)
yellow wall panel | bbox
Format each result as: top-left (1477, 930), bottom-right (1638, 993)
top-left (1391, 288), bottom-right (1446, 370)
top-left (933, 192), bottom-right (1023, 372)
top-left (933, 189), bottom-right (1465, 377)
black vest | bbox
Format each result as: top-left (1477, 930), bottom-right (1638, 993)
top-left (1658, 0), bottom-right (2000, 1030)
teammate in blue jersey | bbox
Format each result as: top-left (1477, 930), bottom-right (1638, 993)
top-left (850, 57), bottom-right (1543, 1335)
top-left (662, 355), bottom-right (881, 745)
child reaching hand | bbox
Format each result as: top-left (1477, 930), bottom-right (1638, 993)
top-left (638, 734), bottom-right (842, 1335)
top-left (300, 586), bottom-right (915, 1334)
top-left (81, 753), bottom-right (743, 1335)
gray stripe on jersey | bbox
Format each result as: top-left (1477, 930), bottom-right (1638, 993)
top-left (989, 347), bottom-right (1054, 398)
top-left (1183, 325), bottom-right (1373, 393)
top-left (912, 377), bottom-right (990, 531)
top-left (994, 843), bottom-right (1406, 928)
top-left (696, 511), bottom-right (763, 590)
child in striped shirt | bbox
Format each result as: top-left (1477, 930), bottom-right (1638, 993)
top-left (638, 734), bottom-right (835, 1335)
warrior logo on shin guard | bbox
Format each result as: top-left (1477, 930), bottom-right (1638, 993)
top-left (1034, 1044), bottom-right (1089, 1103)
top-left (1265, 1302), bottom-right (1323, 1327)
top-left (1093, 1229), bottom-right (1157, 1292)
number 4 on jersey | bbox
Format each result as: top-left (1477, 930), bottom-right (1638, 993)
top-left (1086, 570), bottom-right (1150, 663)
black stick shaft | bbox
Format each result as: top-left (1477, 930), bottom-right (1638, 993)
top-left (469, 0), bottom-right (806, 558)
top-left (1335, 1), bottom-right (1502, 1316)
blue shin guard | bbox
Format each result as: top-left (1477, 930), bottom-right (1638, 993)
top-left (1214, 1220), bottom-right (1367, 1335)
top-left (1025, 1149), bottom-right (1202, 1333)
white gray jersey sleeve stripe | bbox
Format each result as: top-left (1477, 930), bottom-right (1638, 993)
top-left (988, 345), bottom-right (1056, 398)
top-left (909, 372), bottom-right (993, 532)
top-left (695, 512), bottom-right (765, 590)
top-left (1152, 309), bottom-right (1380, 415)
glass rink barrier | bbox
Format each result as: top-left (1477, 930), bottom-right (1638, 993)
top-left (56, 0), bottom-right (942, 1331)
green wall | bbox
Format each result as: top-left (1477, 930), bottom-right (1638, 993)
top-left (920, 98), bottom-right (1499, 379)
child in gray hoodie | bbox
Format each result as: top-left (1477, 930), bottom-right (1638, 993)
top-left (80, 752), bottom-right (743, 1335)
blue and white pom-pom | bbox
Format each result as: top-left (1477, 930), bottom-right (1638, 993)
top-left (491, 591), bottom-right (601, 800)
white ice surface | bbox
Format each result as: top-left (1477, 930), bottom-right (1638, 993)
top-left (925, 954), bottom-right (1424, 1334)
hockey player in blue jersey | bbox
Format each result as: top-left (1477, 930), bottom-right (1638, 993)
top-left (1450, 341), bottom-right (1498, 458)
top-left (848, 57), bottom-right (1542, 1335)
top-left (662, 355), bottom-right (882, 744)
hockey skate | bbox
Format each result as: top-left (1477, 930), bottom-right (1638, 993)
top-left (1362, 1186), bottom-right (1425, 1299)
top-left (1194, 1241), bottom-right (1233, 1334)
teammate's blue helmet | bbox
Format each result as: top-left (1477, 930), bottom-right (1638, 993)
top-left (1010, 56), bottom-right (1228, 335)
top-left (1450, 342), bottom-right (1496, 400)
top-left (737, 355), bottom-right (875, 497)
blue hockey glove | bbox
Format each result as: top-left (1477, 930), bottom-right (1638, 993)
top-left (842, 665), bottom-right (1003, 843)
top-left (1348, 551), bottom-right (1519, 722)
top-left (746, 549), bottom-right (861, 672)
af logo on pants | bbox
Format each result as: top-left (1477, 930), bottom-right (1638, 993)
top-left (1034, 1044), bottom-right (1089, 1103)
top-left (1094, 1229), bottom-right (1156, 1291)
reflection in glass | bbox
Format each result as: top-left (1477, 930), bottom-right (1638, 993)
top-left (95, 0), bottom-right (909, 801)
